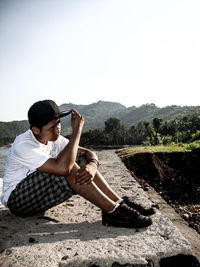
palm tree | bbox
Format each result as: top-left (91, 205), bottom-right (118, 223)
top-left (153, 117), bottom-right (164, 145)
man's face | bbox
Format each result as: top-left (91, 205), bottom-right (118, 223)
top-left (39, 119), bottom-right (61, 143)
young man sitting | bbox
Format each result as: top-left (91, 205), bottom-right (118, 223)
top-left (1, 100), bottom-right (154, 228)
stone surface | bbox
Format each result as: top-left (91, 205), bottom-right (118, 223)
top-left (0, 150), bottom-right (198, 267)
top-left (0, 178), bottom-right (3, 208)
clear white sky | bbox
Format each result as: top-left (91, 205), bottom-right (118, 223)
top-left (0, 0), bottom-right (200, 122)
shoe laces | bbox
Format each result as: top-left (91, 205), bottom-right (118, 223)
top-left (120, 203), bottom-right (140, 217)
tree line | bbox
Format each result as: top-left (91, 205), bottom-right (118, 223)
top-left (1, 116), bottom-right (200, 148)
top-left (78, 116), bottom-right (200, 147)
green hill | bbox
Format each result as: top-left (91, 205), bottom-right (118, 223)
top-left (1, 101), bottom-right (200, 139)
top-left (117, 104), bottom-right (200, 126)
top-left (60, 100), bottom-right (126, 135)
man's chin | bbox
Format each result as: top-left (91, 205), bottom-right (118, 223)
top-left (52, 135), bottom-right (59, 141)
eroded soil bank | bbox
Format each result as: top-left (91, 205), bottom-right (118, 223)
top-left (120, 149), bottom-right (200, 234)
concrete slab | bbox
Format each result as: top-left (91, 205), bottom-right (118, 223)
top-left (0, 150), bottom-right (197, 267)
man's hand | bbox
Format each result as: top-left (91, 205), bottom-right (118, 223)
top-left (71, 109), bottom-right (84, 133)
top-left (74, 163), bottom-right (97, 185)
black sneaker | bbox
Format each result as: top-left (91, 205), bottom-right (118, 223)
top-left (122, 196), bottom-right (156, 216)
top-left (102, 203), bottom-right (152, 228)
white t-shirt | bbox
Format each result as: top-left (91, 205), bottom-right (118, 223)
top-left (1, 129), bottom-right (69, 207)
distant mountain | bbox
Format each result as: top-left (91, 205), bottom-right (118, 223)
top-left (1, 101), bottom-right (200, 138)
top-left (117, 103), bottom-right (200, 126)
top-left (0, 120), bottom-right (29, 139)
top-left (60, 100), bottom-right (126, 135)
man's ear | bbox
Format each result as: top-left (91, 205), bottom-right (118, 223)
top-left (31, 126), bottom-right (41, 135)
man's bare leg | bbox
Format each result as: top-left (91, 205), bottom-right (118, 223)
top-left (79, 155), bottom-right (121, 203)
top-left (66, 164), bottom-right (117, 212)
top-left (93, 170), bottom-right (121, 202)
top-left (66, 164), bottom-right (153, 228)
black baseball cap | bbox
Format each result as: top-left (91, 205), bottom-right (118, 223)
top-left (28, 100), bottom-right (71, 128)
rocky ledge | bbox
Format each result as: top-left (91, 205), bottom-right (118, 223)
top-left (0, 150), bottom-right (199, 267)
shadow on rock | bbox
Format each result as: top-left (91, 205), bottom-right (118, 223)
top-left (0, 208), bottom-right (149, 251)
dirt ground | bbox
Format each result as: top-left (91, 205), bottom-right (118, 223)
top-left (120, 149), bottom-right (200, 235)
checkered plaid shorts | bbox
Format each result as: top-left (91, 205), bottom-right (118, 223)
top-left (7, 153), bottom-right (85, 217)
top-left (7, 171), bottom-right (76, 217)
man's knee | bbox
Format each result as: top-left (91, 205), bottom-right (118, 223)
top-left (65, 163), bottom-right (80, 182)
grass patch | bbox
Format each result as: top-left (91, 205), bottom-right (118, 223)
top-left (116, 141), bottom-right (200, 159)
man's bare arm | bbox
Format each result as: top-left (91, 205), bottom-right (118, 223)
top-left (78, 146), bottom-right (98, 162)
top-left (37, 110), bottom-right (84, 176)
